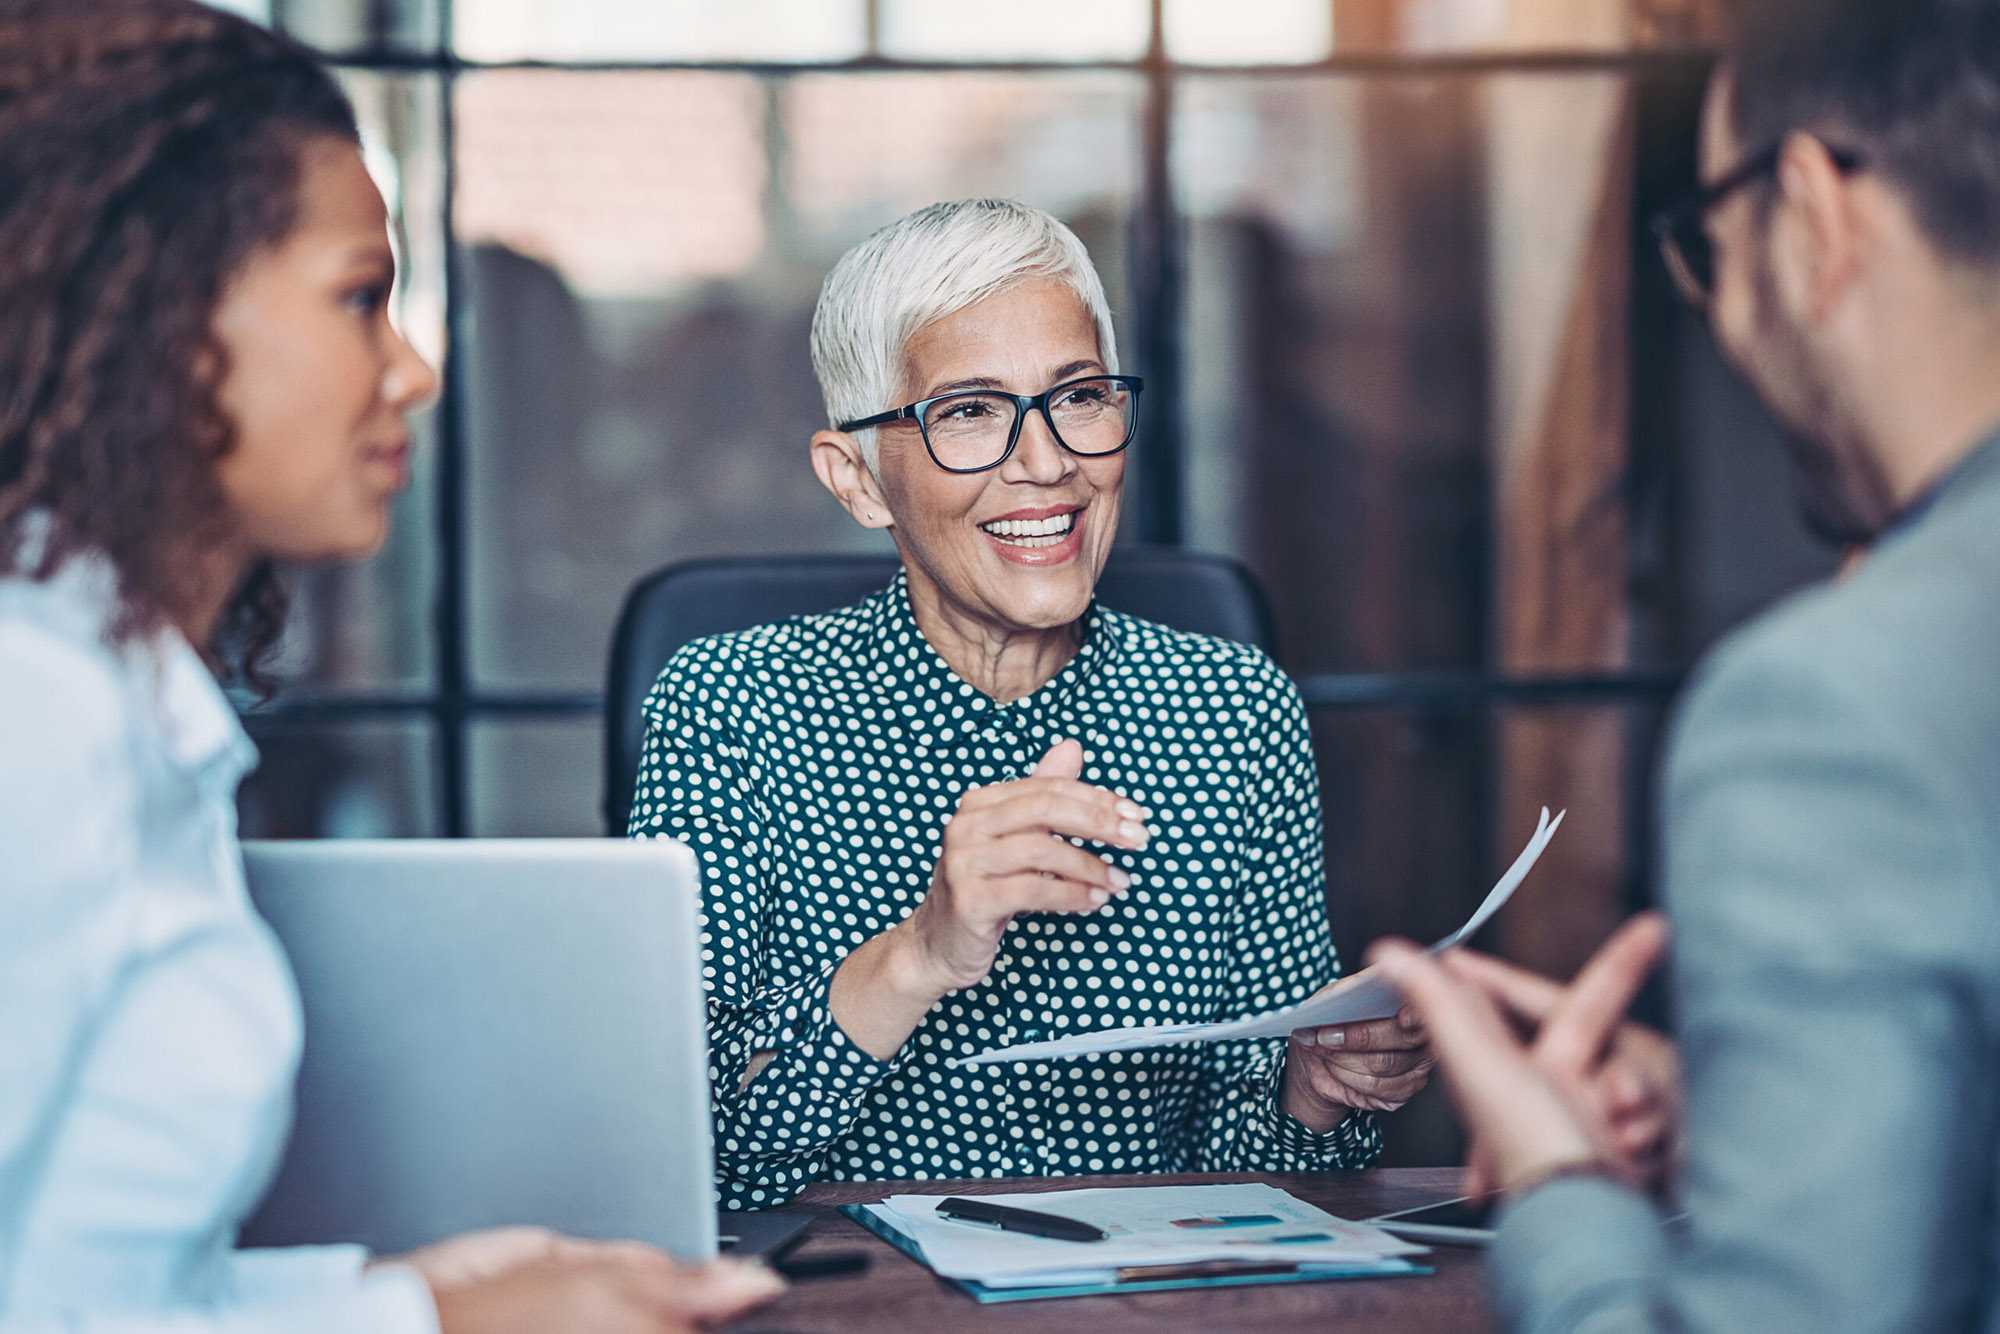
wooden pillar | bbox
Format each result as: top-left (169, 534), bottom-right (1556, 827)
top-left (1488, 69), bottom-right (1638, 978)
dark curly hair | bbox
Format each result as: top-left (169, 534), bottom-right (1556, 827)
top-left (0, 0), bottom-right (360, 686)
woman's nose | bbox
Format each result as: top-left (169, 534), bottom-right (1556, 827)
top-left (384, 327), bottom-right (440, 414)
top-left (1001, 405), bottom-right (1074, 484)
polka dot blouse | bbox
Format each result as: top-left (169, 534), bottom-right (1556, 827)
top-left (629, 572), bottom-right (1381, 1209)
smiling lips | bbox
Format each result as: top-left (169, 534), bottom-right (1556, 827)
top-left (978, 508), bottom-right (1077, 549)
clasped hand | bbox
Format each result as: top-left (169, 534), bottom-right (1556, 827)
top-left (1371, 912), bottom-right (1681, 1198)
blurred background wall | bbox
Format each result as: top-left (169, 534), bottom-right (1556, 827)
top-left (216, 0), bottom-right (1835, 1163)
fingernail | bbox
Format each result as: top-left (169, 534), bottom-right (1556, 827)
top-left (1108, 867), bottom-right (1132, 892)
top-left (1116, 799), bottom-right (1144, 821)
top-left (1324, 1029), bottom-right (1345, 1048)
top-left (1119, 821), bottom-right (1149, 848)
top-left (1294, 1028), bottom-right (1318, 1047)
top-left (1089, 887), bottom-right (1111, 906)
top-left (1400, 1007), bottom-right (1422, 1030)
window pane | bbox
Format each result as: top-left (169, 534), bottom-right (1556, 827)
top-left (877, 0), bottom-right (1150, 62)
top-left (1179, 74), bottom-right (1489, 675)
top-left (468, 717), bottom-right (602, 837)
top-left (271, 71), bottom-right (444, 694)
top-left (456, 70), bottom-right (1142, 691)
top-left (1347, 0), bottom-right (1716, 54)
top-left (452, 0), bottom-right (866, 64)
top-left (238, 719), bottom-right (439, 837)
top-left (270, 0), bottom-right (442, 54)
top-left (1164, 0), bottom-right (1333, 65)
top-left (205, 0), bottom-right (272, 23)
top-left (1178, 71), bottom-right (1822, 683)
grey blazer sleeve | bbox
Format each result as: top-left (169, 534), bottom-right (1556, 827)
top-left (1491, 621), bottom-right (2000, 1334)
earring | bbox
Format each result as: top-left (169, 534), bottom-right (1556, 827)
top-left (866, 512), bottom-right (875, 521)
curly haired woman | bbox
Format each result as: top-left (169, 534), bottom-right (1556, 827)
top-left (0, 3), bottom-right (779, 1330)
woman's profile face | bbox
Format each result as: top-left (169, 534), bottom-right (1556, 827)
top-left (211, 138), bottom-right (436, 566)
top-left (875, 277), bottom-right (1126, 636)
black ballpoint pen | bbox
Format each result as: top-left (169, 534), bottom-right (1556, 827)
top-left (936, 1196), bottom-right (1109, 1242)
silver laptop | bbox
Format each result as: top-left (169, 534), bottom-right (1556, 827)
top-left (238, 839), bottom-right (728, 1260)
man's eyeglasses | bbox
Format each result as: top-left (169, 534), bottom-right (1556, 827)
top-left (1651, 141), bottom-right (1865, 310)
top-left (838, 374), bottom-right (1144, 474)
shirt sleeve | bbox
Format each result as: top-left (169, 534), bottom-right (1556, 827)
top-left (1193, 656), bottom-right (1380, 1171)
top-left (0, 1265), bottom-right (437, 1334)
top-left (627, 650), bottom-right (906, 1209)
top-left (0, 627), bottom-right (438, 1334)
top-left (1492, 631), bottom-right (1998, 1334)
top-left (0, 625), bottom-right (144, 1262)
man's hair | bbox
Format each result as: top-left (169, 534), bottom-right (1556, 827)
top-left (0, 0), bottom-right (359, 687)
top-left (1729, 0), bottom-right (2000, 268)
top-left (809, 198), bottom-right (1118, 472)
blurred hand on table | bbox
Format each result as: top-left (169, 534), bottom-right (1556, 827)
top-left (384, 1227), bottom-right (786, 1334)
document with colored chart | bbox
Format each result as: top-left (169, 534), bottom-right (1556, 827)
top-left (850, 1182), bottom-right (1426, 1294)
top-left (957, 806), bottom-right (1564, 1067)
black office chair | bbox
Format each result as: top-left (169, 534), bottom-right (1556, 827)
top-left (601, 548), bottom-right (1277, 835)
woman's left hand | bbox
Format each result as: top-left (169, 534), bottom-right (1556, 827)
top-left (1280, 972), bottom-right (1436, 1132)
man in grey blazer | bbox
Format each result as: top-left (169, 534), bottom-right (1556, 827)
top-left (1375, 0), bottom-right (2000, 1329)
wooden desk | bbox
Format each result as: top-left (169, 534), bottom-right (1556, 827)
top-left (723, 1168), bottom-right (1492, 1333)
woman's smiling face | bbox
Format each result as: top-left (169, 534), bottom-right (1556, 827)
top-left (871, 278), bottom-right (1126, 638)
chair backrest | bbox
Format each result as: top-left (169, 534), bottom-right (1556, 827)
top-left (602, 548), bottom-right (1277, 835)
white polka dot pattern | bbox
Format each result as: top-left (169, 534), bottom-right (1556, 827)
top-left (630, 572), bottom-right (1380, 1209)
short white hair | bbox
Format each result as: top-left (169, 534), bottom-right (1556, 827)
top-left (810, 198), bottom-right (1120, 471)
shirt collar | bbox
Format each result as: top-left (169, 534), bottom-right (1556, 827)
top-left (861, 569), bottom-right (1116, 754)
top-left (1879, 421), bottom-right (2000, 545)
top-left (45, 548), bottom-right (257, 790)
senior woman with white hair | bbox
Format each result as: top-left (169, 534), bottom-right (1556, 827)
top-left (629, 198), bottom-right (1433, 1209)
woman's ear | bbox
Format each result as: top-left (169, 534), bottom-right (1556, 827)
top-left (811, 429), bottom-right (893, 529)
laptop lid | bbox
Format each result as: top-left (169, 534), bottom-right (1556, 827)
top-left (237, 838), bottom-right (717, 1260)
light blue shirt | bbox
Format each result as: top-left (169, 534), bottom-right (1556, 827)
top-left (0, 555), bottom-right (435, 1332)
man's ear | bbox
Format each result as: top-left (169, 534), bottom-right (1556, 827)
top-left (1771, 130), bottom-right (1866, 325)
top-left (811, 429), bottom-right (893, 529)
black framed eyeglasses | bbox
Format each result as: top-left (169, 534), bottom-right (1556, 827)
top-left (1651, 142), bottom-right (1865, 310)
top-left (838, 374), bottom-right (1144, 474)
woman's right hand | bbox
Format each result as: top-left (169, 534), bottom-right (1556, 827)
top-left (896, 738), bottom-right (1149, 995)
top-left (428, 1245), bottom-right (783, 1334)
top-left (826, 737), bottom-right (1149, 1061)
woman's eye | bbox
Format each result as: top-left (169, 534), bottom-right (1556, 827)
top-left (937, 399), bottom-right (993, 421)
top-left (344, 284), bottom-right (391, 315)
top-left (1055, 385), bottom-right (1108, 408)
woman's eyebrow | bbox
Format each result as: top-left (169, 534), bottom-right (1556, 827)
top-left (924, 360), bottom-right (1109, 398)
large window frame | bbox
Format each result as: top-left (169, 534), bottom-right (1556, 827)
top-left (256, 0), bottom-right (1708, 840)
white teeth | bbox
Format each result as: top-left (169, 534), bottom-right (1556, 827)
top-left (979, 512), bottom-right (1078, 543)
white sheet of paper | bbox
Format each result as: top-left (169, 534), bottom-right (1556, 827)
top-left (955, 807), bottom-right (1564, 1066)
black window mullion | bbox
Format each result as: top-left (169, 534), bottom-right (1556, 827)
top-left (432, 0), bottom-right (469, 835)
top-left (1132, 0), bottom-right (1185, 546)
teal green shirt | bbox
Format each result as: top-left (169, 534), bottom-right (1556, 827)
top-left (631, 572), bottom-right (1378, 1208)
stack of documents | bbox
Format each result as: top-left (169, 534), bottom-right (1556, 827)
top-left (842, 1183), bottom-right (1430, 1304)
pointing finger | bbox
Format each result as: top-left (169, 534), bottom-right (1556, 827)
top-left (1535, 913), bottom-right (1671, 1076)
top-left (1441, 949), bottom-right (1567, 1027)
top-left (1030, 738), bottom-right (1085, 781)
